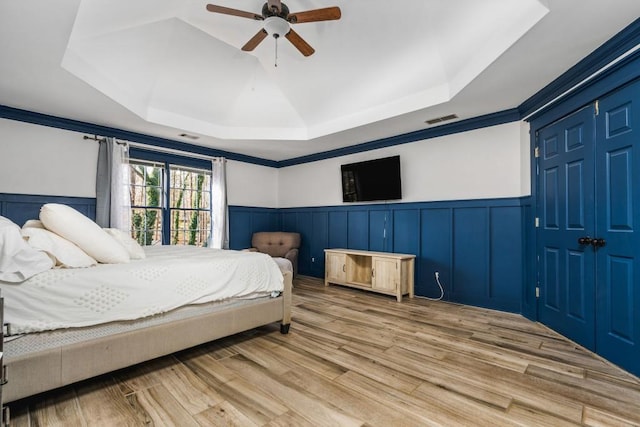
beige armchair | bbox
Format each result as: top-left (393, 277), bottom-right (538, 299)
top-left (248, 232), bottom-right (301, 277)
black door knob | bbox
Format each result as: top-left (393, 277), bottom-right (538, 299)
top-left (578, 236), bottom-right (593, 245)
top-left (592, 238), bottom-right (606, 248)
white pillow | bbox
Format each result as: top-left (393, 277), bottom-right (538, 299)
top-left (103, 228), bottom-right (146, 260)
top-left (0, 216), bottom-right (53, 282)
top-left (39, 204), bottom-right (130, 264)
top-left (23, 219), bottom-right (45, 229)
top-left (22, 227), bottom-right (97, 268)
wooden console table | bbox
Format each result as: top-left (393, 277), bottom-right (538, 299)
top-left (324, 249), bottom-right (415, 302)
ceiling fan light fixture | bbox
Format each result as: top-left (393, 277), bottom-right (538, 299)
top-left (207, 2), bottom-right (340, 57)
top-left (264, 16), bottom-right (290, 37)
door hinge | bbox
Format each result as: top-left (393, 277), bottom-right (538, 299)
top-left (595, 100), bottom-right (599, 116)
top-left (534, 146), bottom-right (540, 158)
top-left (535, 217), bottom-right (540, 228)
top-left (535, 286), bottom-right (540, 298)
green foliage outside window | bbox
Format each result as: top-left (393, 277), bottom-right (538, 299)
top-left (131, 164), bottom-right (162, 246)
top-left (130, 161), bottom-right (211, 247)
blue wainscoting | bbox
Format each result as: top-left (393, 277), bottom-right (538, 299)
top-left (0, 193), bottom-right (96, 225)
top-left (274, 198), bottom-right (525, 313)
top-left (2, 195), bottom-right (525, 313)
top-left (228, 206), bottom-right (281, 250)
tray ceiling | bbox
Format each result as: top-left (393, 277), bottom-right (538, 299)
top-left (1, 0), bottom-right (639, 160)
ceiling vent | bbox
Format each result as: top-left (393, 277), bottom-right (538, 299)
top-left (425, 114), bottom-right (458, 125)
top-left (178, 133), bottom-right (200, 140)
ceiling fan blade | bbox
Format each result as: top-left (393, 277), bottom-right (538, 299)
top-left (206, 4), bottom-right (263, 20)
top-left (285, 29), bottom-right (315, 56)
top-left (242, 29), bottom-right (269, 51)
top-left (288, 7), bottom-right (341, 24)
top-left (267, 0), bottom-right (282, 14)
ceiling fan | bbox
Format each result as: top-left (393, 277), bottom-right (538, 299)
top-left (206, 1), bottom-right (341, 57)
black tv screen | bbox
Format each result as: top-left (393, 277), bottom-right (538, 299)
top-left (341, 155), bottom-right (402, 202)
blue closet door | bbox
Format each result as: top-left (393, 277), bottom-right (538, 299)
top-left (536, 79), bottom-right (640, 376)
top-left (594, 79), bottom-right (640, 376)
top-left (537, 105), bottom-right (596, 350)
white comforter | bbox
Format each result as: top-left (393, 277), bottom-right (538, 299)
top-left (0, 246), bottom-right (284, 335)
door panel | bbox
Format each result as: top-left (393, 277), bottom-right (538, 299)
top-left (608, 148), bottom-right (633, 229)
top-left (566, 161), bottom-right (586, 229)
top-left (372, 258), bottom-right (397, 292)
top-left (595, 79), bottom-right (640, 376)
top-left (543, 167), bottom-right (560, 228)
top-left (566, 250), bottom-right (586, 320)
top-left (543, 247), bottom-right (560, 310)
top-left (326, 252), bottom-right (346, 283)
top-left (537, 105), bottom-right (596, 350)
top-left (607, 256), bottom-right (633, 341)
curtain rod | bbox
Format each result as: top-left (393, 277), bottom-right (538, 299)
top-left (83, 135), bottom-right (106, 142)
top-left (83, 135), bottom-right (126, 146)
top-left (83, 135), bottom-right (221, 162)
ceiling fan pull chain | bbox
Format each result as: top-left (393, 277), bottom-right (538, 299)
top-left (274, 34), bottom-right (279, 67)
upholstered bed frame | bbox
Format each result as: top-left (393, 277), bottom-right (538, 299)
top-left (0, 194), bottom-right (293, 403)
top-left (4, 272), bottom-right (292, 403)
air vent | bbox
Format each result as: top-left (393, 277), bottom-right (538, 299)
top-left (178, 133), bottom-right (200, 140)
top-left (425, 114), bottom-right (458, 125)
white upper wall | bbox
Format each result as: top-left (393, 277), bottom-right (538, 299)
top-left (0, 118), bottom-right (279, 207)
top-left (0, 118), bottom-right (528, 208)
top-left (0, 118), bottom-right (98, 197)
top-left (226, 159), bottom-right (278, 208)
top-left (278, 122), bottom-right (529, 208)
top-left (520, 121), bottom-right (531, 196)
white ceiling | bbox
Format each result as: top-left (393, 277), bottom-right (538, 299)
top-left (1, 1), bottom-right (639, 161)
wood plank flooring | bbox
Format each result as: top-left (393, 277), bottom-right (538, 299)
top-left (9, 276), bottom-right (640, 426)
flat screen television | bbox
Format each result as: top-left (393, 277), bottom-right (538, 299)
top-left (341, 155), bottom-right (402, 202)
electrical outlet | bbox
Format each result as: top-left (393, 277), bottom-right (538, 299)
top-left (435, 271), bottom-right (440, 280)
top-left (311, 257), bottom-right (315, 263)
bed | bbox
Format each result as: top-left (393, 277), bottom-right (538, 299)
top-left (0, 208), bottom-right (293, 404)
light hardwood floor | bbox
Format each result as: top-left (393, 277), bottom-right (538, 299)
top-left (9, 276), bottom-right (640, 426)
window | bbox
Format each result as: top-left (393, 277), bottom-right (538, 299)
top-left (129, 155), bottom-right (212, 247)
top-left (130, 161), bottom-right (163, 245)
top-left (168, 166), bottom-right (211, 246)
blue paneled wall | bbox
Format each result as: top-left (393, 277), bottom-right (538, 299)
top-left (228, 206), bottom-right (281, 250)
top-left (229, 198), bottom-right (525, 313)
top-left (0, 193), bottom-right (96, 225)
top-left (1, 194), bottom-right (524, 313)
